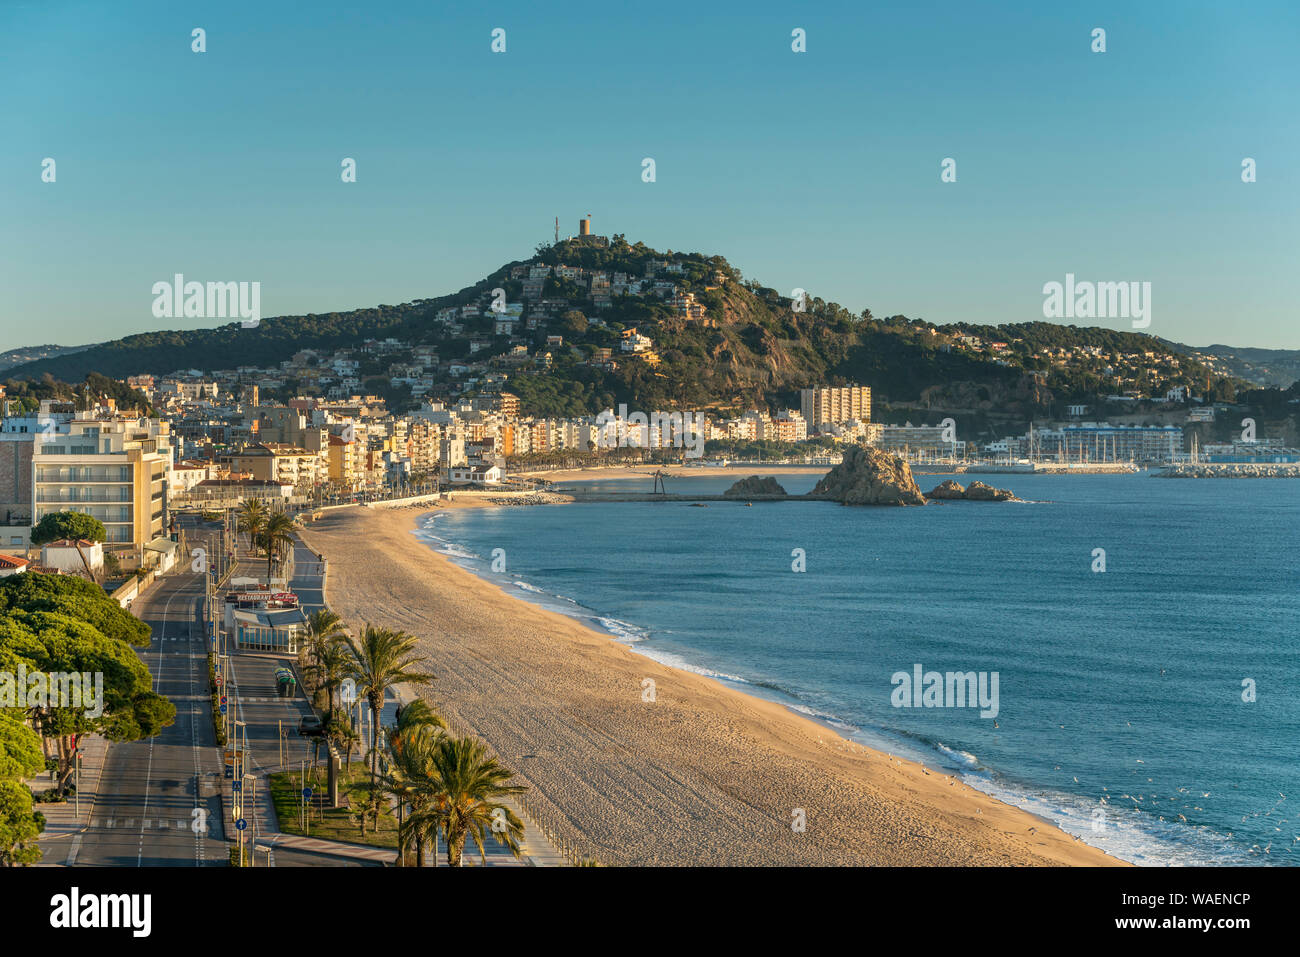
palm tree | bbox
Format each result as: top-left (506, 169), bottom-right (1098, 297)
top-left (328, 718), bottom-right (362, 781)
top-left (343, 625), bottom-right (433, 827)
top-left (384, 725), bottom-right (440, 866)
top-left (387, 699), bottom-right (447, 758)
top-left (303, 608), bottom-right (345, 676)
top-left (382, 699), bottom-right (448, 864)
top-left (261, 510), bottom-right (296, 587)
top-left (237, 499), bottom-right (266, 554)
top-left (410, 735), bottom-right (527, 867)
top-left (316, 638), bottom-right (352, 714)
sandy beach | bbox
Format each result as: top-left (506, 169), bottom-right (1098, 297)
top-left (299, 506), bottom-right (1123, 866)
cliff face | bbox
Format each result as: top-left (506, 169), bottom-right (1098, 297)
top-left (723, 475), bottom-right (788, 498)
top-left (811, 446), bottom-right (926, 506)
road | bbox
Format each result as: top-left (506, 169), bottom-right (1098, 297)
top-left (69, 519), bottom-right (225, 866)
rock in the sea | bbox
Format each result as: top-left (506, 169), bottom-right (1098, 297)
top-left (924, 479), bottom-right (967, 500)
top-left (961, 480), bottom-right (1019, 501)
top-left (924, 478), bottom-right (1020, 502)
top-left (811, 446), bottom-right (926, 506)
top-left (723, 475), bottom-right (788, 498)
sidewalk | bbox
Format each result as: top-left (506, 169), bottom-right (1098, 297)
top-left (29, 733), bottom-right (109, 866)
top-left (211, 532), bottom-right (571, 866)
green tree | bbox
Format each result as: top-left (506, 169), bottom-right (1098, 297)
top-left (342, 626), bottom-right (433, 828)
top-left (0, 709), bottom-right (44, 782)
top-left (303, 608), bottom-right (345, 672)
top-left (237, 499), bottom-right (266, 553)
top-left (383, 702), bottom-right (449, 865)
top-left (0, 572), bottom-right (150, 647)
top-left (315, 638), bottom-right (352, 715)
top-left (0, 611), bottom-right (175, 794)
top-left (407, 735), bottom-right (526, 867)
top-left (0, 781), bottom-right (45, 866)
top-left (561, 310), bottom-right (588, 336)
top-left (29, 511), bottom-right (106, 546)
top-left (260, 511), bottom-right (296, 587)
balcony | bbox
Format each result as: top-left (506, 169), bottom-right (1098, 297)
top-left (36, 490), bottom-right (132, 503)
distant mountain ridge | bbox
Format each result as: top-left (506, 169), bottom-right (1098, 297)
top-left (1161, 340), bottom-right (1300, 389)
top-left (0, 342), bottom-right (97, 373)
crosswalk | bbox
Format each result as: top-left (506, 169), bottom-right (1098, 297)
top-left (90, 818), bottom-right (199, 831)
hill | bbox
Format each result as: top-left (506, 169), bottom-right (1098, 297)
top-left (4, 236), bottom-right (1247, 430)
top-left (1161, 340), bottom-right (1300, 390)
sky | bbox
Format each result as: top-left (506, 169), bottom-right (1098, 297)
top-left (2, 0), bottom-right (1297, 353)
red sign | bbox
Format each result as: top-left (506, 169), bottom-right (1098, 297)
top-left (227, 592), bottom-right (298, 604)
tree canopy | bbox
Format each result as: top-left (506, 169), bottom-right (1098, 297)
top-left (30, 511), bottom-right (107, 547)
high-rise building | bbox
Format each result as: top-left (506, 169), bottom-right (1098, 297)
top-left (800, 385), bottom-right (872, 427)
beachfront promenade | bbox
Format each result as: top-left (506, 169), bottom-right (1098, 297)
top-left (232, 534), bottom-right (568, 866)
top-left (34, 514), bottom-right (566, 867)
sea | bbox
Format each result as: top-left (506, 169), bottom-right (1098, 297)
top-left (410, 469), bottom-right (1300, 866)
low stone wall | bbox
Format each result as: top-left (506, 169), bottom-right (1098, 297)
top-left (109, 568), bottom-right (158, 609)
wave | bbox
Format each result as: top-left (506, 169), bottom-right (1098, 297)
top-left (593, 616), bottom-right (651, 644)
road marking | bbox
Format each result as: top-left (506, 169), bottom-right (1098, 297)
top-left (136, 585), bottom-right (184, 865)
top-left (66, 835), bottom-right (82, 865)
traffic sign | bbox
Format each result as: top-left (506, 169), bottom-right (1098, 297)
top-left (232, 781), bottom-right (242, 793)
top-left (219, 705), bottom-right (227, 714)
top-left (302, 787), bottom-right (313, 799)
top-left (235, 818), bottom-right (247, 831)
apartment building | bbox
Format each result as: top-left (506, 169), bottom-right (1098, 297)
top-left (327, 433), bottom-right (362, 489)
top-left (0, 400), bottom-right (76, 548)
top-left (799, 385), bottom-right (872, 427)
top-left (31, 408), bottom-right (171, 546)
top-left (1038, 424), bottom-right (1184, 463)
top-left (229, 443), bottom-right (326, 488)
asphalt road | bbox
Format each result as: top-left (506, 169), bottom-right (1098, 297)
top-left (71, 520), bottom-right (226, 866)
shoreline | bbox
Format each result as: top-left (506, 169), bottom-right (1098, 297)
top-left (513, 463), bottom-right (833, 484)
top-left (299, 506), bottom-right (1124, 866)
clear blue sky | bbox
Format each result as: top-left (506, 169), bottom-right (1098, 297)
top-left (2, 0), bottom-right (1297, 352)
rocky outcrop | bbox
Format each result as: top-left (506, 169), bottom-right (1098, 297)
top-left (924, 479), bottom-right (967, 500)
top-left (924, 479), bottom-right (1020, 502)
top-left (723, 475), bottom-right (788, 498)
top-left (811, 446), bottom-right (926, 506)
top-left (963, 481), bottom-right (1019, 501)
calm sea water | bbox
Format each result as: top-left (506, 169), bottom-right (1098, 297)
top-left (412, 470), bottom-right (1300, 866)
